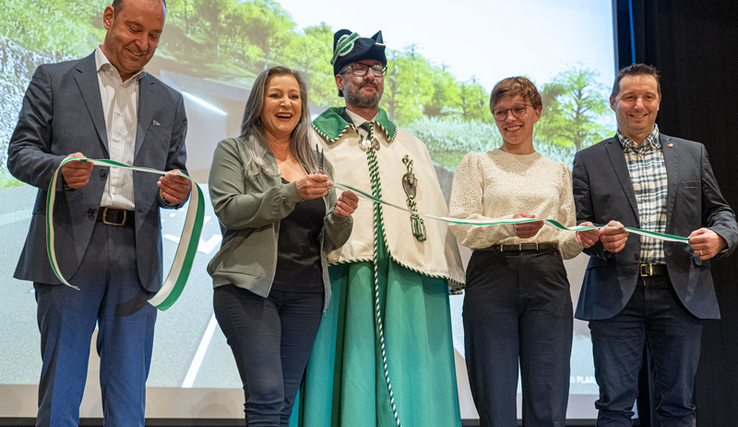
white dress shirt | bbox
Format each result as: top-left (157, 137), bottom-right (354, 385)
top-left (94, 46), bottom-right (146, 210)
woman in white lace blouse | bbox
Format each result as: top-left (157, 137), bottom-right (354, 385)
top-left (448, 77), bottom-right (599, 427)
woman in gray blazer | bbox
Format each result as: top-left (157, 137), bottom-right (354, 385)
top-left (207, 66), bottom-right (358, 426)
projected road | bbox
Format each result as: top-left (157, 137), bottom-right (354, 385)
top-left (0, 182), bottom-right (596, 396)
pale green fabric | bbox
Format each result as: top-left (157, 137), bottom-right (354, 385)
top-left (290, 225), bottom-right (461, 427)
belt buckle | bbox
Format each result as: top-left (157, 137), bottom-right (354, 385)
top-left (101, 207), bottom-right (126, 226)
top-left (640, 263), bottom-right (653, 277)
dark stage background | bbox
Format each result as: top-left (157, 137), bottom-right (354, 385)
top-left (615, 1), bottom-right (738, 426)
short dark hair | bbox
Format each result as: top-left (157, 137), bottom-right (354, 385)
top-left (111, 0), bottom-right (167, 13)
top-left (611, 63), bottom-right (661, 99)
top-left (489, 76), bottom-right (542, 113)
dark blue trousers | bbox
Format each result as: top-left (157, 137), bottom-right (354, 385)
top-left (463, 249), bottom-right (573, 427)
top-left (589, 276), bottom-right (702, 427)
top-left (213, 285), bottom-right (323, 427)
top-left (34, 220), bottom-right (157, 427)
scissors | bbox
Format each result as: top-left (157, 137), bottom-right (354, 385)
top-left (316, 144), bottom-right (324, 174)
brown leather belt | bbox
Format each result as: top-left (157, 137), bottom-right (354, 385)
top-left (477, 243), bottom-right (558, 252)
top-left (96, 207), bottom-right (133, 226)
top-left (640, 263), bottom-right (668, 277)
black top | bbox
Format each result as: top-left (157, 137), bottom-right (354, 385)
top-left (271, 178), bottom-right (326, 293)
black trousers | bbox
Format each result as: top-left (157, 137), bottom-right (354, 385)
top-left (213, 285), bottom-right (323, 427)
top-left (464, 249), bottom-right (573, 427)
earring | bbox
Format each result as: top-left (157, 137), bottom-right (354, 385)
top-left (256, 117), bottom-right (262, 126)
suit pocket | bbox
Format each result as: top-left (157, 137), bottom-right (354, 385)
top-left (147, 123), bottom-right (173, 143)
top-left (140, 124), bottom-right (174, 168)
top-left (675, 181), bottom-right (701, 210)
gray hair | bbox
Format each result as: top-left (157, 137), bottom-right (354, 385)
top-left (238, 66), bottom-right (323, 178)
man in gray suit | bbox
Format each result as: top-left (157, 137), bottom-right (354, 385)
top-left (572, 63), bottom-right (738, 426)
top-left (6, 0), bottom-right (190, 425)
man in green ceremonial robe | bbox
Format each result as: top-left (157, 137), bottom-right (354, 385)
top-left (290, 29), bottom-right (466, 427)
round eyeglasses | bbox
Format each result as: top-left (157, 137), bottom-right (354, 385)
top-left (493, 104), bottom-right (531, 121)
top-left (340, 63), bottom-right (387, 77)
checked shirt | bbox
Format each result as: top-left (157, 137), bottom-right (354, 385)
top-left (618, 125), bottom-right (667, 264)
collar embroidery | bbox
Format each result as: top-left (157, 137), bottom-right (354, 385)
top-left (312, 107), bottom-right (398, 144)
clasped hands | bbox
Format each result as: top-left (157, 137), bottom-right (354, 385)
top-left (513, 212), bottom-right (600, 248)
top-left (513, 214), bottom-right (724, 259)
top-left (578, 220), bottom-right (726, 260)
top-left (61, 152), bottom-right (191, 205)
top-left (295, 173), bottom-right (358, 218)
top-left (512, 212), bottom-right (600, 249)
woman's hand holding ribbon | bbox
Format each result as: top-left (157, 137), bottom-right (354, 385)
top-left (512, 212), bottom-right (544, 239)
top-left (576, 222), bottom-right (601, 248)
top-left (334, 190), bottom-right (359, 218)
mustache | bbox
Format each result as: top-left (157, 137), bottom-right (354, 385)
top-left (360, 81), bottom-right (378, 89)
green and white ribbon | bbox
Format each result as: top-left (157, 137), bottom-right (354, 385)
top-left (331, 32), bottom-right (360, 64)
top-left (47, 157), bottom-right (205, 310)
top-left (333, 182), bottom-right (691, 243)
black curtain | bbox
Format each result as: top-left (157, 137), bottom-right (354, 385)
top-left (613, 1), bottom-right (738, 426)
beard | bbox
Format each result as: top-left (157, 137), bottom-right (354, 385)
top-left (343, 81), bottom-right (382, 110)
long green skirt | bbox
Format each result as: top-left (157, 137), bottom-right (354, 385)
top-left (290, 226), bottom-right (461, 427)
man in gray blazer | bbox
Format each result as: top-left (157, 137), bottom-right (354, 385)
top-left (572, 63), bottom-right (738, 426)
top-left (6, 0), bottom-right (190, 425)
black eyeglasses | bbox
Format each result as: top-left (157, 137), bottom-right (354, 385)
top-left (340, 63), bottom-right (387, 77)
top-left (493, 104), bottom-right (531, 122)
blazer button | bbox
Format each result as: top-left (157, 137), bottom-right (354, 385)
top-left (634, 253), bottom-right (640, 260)
top-left (88, 208), bottom-right (95, 217)
top-left (100, 169), bottom-right (107, 177)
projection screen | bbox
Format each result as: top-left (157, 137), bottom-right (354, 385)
top-left (0, 0), bottom-right (617, 421)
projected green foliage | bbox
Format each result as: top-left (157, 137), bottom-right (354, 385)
top-left (0, 0), bottom-right (106, 56)
top-left (0, 0), bottom-right (612, 173)
top-left (384, 45), bottom-right (434, 124)
top-left (404, 118), bottom-right (501, 172)
top-left (536, 65), bottom-right (611, 152)
top-left (283, 23), bottom-right (338, 107)
top-left (423, 64), bottom-right (461, 118)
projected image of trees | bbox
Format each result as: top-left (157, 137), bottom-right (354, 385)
top-left (0, 0), bottom-right (612, 406)
top-left (1, 0), bottom-right (612, 178)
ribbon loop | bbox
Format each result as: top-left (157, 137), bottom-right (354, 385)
top-left (46, 157), bottom-right (205, 310)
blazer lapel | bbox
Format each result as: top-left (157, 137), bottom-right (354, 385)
top-left (73, 53), bottom-right (109, 154)
top-left (605, 138), bottom-right (640, 225)
top-left (135, 74), bottom-right (156, 160)
top-left (661, 134), bottom-right (679, 230)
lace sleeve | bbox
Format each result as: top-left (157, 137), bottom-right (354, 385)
top-left (448, 152), bottom-right (515, 249)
